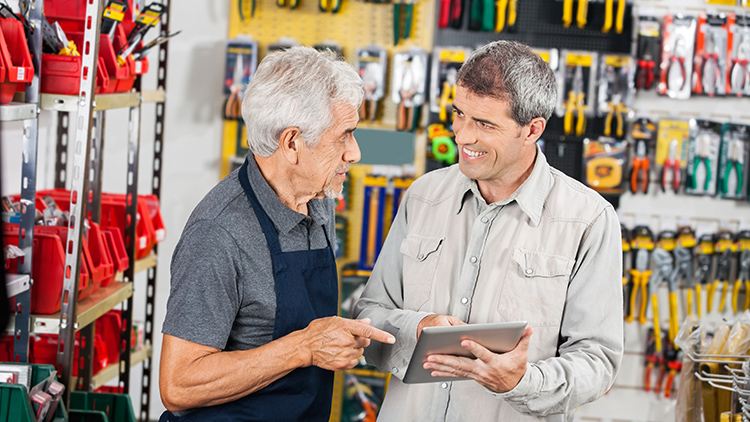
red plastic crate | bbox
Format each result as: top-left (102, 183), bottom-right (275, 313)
top-left (102, 227), bottom-right (129, 274)
top-left (3, 224), bottom-right (91, 314)
top-left (35, 225), bottom-right (98, 302)
top-left (95, 311), bottom-right (121, 366)
top-left (31, 333), bottom-right (109, 376)
top-left (0, 17), bottom-right (33, 103)
top-left (84, 222), bottom-right (115, 289)
top-left (101, 193), bottom-right (156, 260)
top-left (141, 194), bottom-right (166, 244)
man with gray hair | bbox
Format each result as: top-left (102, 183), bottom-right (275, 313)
top-left (159, 46), bottom-right (395, 422)
top-left (355, 40), bottom-right (623, 421)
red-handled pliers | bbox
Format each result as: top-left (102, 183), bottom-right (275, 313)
top-left (661, 139), bottom-right (681, 193)
top-left (667, 36), bottom-right (688, 94)
top-left (631, 139), bottom-right (650, 194)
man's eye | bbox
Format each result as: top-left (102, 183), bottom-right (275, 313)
top-left (453, 109), bottom-right (463, 117)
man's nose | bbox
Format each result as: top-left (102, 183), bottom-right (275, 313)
top-left (345, 135), bottom-right (361, 163)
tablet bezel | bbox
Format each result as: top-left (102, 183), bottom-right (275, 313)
top-left (402, 321), bottom-right (528, 384)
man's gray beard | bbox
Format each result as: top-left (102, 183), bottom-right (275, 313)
top-left (324, 182), bottom-right (343, 199)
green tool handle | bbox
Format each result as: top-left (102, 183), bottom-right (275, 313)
top-left (725, 162), bottom-right (744, 196)
top-left (404, 3), bottom-right (413, 39)
top-left (393, 4), bottom-right (400, 46)
top-left (331, 0), bottom-right (341, 13)
top-left (481, 0), bottom-right (494, 31)
top-left (738, 162), bottom-right (745, 196)
top-left (704, 158), bottom-right (712, 192)
top-left (692, 156), bottom-right (699, 190)
top-left (470, 0), bottom-right (482, 29)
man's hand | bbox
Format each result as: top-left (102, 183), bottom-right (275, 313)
top-left (417, 314), bottom-right (466, 339)
top-left (423, 326), bottom-right (533, 393)
top-left (299, 316), bottom-right (395, 371)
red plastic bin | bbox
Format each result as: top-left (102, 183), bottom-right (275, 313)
top-left (0, 17), bottom-right (33, 103)
top-left (141, 194), bottom-right (166, 244)
top-left (3, 224), bottom-right (91, 314)
top-left (35, 225), bottom-right (99, 302)
top-left (102, 227), bottom-right (129, 274)
top-left (101, 193), bottom-right (156, 260)
top-left (31, 333), bottom-right (109, 376)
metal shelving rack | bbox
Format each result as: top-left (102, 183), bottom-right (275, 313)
top-left (2, 0), bottom-right (171, 420)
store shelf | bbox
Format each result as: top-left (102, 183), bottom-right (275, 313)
top-left (114, 254), bottom-right (158, 281)
top-left (40, 92), bottom-right (141, 112)
top-left (0, 102), bottom-right (37, 121)
top-left (142, 89), bottom-right (166, 103)
top-left (6, 282), bottom-right (134, 335)
top-left (75, 345), bottom-right (152, 391)
top-left (5, 274), bottom-right (30, 298)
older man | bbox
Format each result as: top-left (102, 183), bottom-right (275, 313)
top-left (159, 47), bottom-right (394, 422)
top-left (354, 40), bottom-right (623, 421)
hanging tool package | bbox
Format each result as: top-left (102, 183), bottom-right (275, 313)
top-left (658, 14), bottom-right (696, 100)
top-left (392, 48), bottom-right (428, 132)
top-left (117, 2), bottom-right (167, 64)
top-left (558, 50), bottom-right (598, 136)
top-left (718, 124), bottom-right (750, 200)
top-left (686, 119), bottom-right (722, 196)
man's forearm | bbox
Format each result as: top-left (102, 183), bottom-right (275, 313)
top-left (161, 331), bottom-right (308, 412)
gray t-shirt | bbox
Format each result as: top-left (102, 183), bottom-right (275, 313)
top-left (162, 156), bottom-right (336, 351)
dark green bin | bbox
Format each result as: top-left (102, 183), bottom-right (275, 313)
top-left (0, 363), bottom-right (67, 422)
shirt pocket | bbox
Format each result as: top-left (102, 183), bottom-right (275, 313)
top-left (497, 248), bottom-right (574, 327)
top-left (399, 234), bottom-right (444, 311)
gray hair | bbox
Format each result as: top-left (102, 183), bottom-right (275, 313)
top-left (456, 41), bottom-right (557, 127)
top-left (242, 46), bottom-right (364, 157)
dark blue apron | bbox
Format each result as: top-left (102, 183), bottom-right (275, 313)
top-left (160, 158), bottom-right (339, 422)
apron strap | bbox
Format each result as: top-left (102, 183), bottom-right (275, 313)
top-left (238, 158), bottom-right (283, 255)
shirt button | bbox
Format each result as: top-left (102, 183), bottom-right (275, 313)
top-left (392, 367), bottom-right (399, 374)
top-left (481, 217), bottom-right (489, 223)
top-left (461, 297), bottom-right (469, 304)
top-left (525, 268), bottom-right (533, 275)
top-left (441, 382), bottom-right (448, 389)
top-left (417, 254), bottom-right (425, 260)
top-left (470, 256), bottom-right (477, 263)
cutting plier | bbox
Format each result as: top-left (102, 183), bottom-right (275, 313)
top-left (692, 134), bottom-right (713, 192)
top-left (359, 63), bottom-right (380, 122)
top-left (722, 138), bottom-right (744, 197)
top-left (636, 37), bottom-right (657, 90)
top-left (730, 34), bottom-right (750, 95)
top-left (715, 249), bottom-right (731, 313)
top-left (602, 0), bottom-right (626, 34)
top-left (667, 36), bottom-right (688, 94)
top-left (695, 251), bottom-right (713, 317)
top-left (628, 247), bottom-right (651, 324)
top-left (661, 139), bottom-right (681, 193)
top-left (650, 248), bottom-right (674, 353)
top-left (439, 69), bottom-right (457, 123)
top-left (700, 32), bottom-right (720, 96)
top-left (562, 0), bottom-right (587, 29)
top-left (494, 0), bottom-right (516, 33)
top-left (675, 247), bottom-right (694, 320)
top-left (663, 340), bottom-right (682, 398)
top-left (739, 249), bottom-right (750, 312)
top-left (239, 0), bottom-right (256, 20)
top-left (564, 65), bottom-right (586, 136)
top-left (319, 0), bottom-right (341, 13)
top-left (394, 0), bottom-right (414, 45)
top-left (397, 65), bottom-right (415, 131)
top-left (630, 139), bottom-right (649, 194)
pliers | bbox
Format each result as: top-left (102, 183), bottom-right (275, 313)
top-left (630, 139), bottom-right (649, 194)
top-left (397, 63), bottom-right (415, 131)
top-left (715, 248), bottom-right (731, 313)
top-left (738, 249), bottom-right (750, 313)
top-left (628, 247), bottom-right (652, 324)
top-left (562, 0), bottom-right (587, 29)
top-left (602, 0), bottom-right (626, 34)
top-left (277, 0), bottom-right (299, 8)
top-left (622, 225), bottom-right (631, 319)
top-left (674, 247), bottom-right (694, 320)
top-left (691, 134), bottom-right (713, 192)
top-left (439, 69), bottom-right (457, 123)
top-left (649, 248), bottom-right (674, 353)
top-left (319, 0), bottom-right (341, 13)
top-left (699, 31), bottom-right (720, 97)
top-left (636, 37), bottom-right (657, 90)
top-left (394, 0), bottom-right (414, 45)
top-left (359, 63), bottom-right (381, 122)
top-left (239, 0), bottom-right (256, 20)
top-left (730, 33), bottom-right (750, 95)
top-left (563, 65), bottom-right (586, 136)
top-left (722, 138), bottom-right (744, 197)
top-left (439, 0), bottom-right (463, 29)
top-left (667, 36), bottom-right (688, 94)
top-left (661, 139), bottom-right (681, 193)
top-left (494, 0), bottom-right (516, 33)
top-left (694, 242), bottom-right (713, 317)
top-left (603, 66), bottom-right (627, 138)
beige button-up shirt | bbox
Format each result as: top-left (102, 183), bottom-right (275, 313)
top-left (354, 148), bottom-right (623, 422)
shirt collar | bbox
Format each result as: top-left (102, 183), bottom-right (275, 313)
top-left (246, 155), bottom-right (322, 234)
top-left (453, 144), bottom-right (551, 227)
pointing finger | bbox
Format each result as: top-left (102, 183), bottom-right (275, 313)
top-left (348, 321), bottom-right (396, 344)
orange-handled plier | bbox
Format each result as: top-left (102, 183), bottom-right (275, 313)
top-left (630, 139), bottom-right (649, 194)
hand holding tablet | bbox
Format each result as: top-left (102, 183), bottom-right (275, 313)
top-left (403, 321), bottom-right (528, 384)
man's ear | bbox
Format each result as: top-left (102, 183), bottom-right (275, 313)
top-left (278, 127), bottom-right (303, 165)
top-left (523, 117), bottom-right (547, 146)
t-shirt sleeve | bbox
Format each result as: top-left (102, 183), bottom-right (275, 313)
top-left (162, 220), bottom-right (241, 349)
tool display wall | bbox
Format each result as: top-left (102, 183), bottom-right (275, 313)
top-left (1, 1), bottom-right (172, 421)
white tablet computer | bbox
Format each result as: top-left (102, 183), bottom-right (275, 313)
top-left (402, 321), bottom-right (528, 384)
